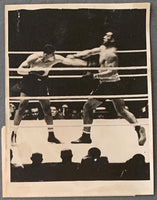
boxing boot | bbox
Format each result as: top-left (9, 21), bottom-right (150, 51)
top-left (48, 132), bottom-right (61, 144)
top-left (71, 133), bottom-right (92, 144)
top-left (135, 126), bottom-right (146, 146)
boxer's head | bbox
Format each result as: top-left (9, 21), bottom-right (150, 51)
top-left (103, 32), bottom-right (115, 47)
top-left (43, 44), bottom-right (55, 60)
top-left (43, 44), bottom-right (55, 55)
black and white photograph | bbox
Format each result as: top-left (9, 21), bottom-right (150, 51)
top-left (3, 3), bottom-right (153, 197)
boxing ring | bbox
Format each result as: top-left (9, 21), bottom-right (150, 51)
top-left (7, 49), bottom-right (151, 165)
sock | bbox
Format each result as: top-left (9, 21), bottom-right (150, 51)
top-left (48, 127), bottom-right (54, 133)
top-left (83, 130), bottom-right (90, 134)
top-left (12, 126), bottom-right (18, 134)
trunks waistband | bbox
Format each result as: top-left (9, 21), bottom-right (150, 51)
top-left (28, 74), bottom-right (48, 81)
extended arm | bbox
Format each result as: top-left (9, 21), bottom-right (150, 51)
top-left (67, 47), bottom-right (101, 59)
top-left (17, 54), bottom-right (39, 75)
top-left (55, 54), bottom-right (87, 67)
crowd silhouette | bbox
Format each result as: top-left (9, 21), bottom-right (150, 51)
top-left (11, 148), bottom-right (150, 182)
top-left (10, 103), bottom-right (148, 121)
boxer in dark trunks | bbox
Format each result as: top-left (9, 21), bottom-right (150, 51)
top-left (11, 44), bottom-right (87, 145)
top-left (69, 32), bottom-right (146, 146)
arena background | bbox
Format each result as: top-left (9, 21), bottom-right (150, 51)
top-left (1, 0), bottom-right (156, 198)
top-left (6, 3), bottom-right (151, 179)
top-left (9, 8), bottom-right (148, 119)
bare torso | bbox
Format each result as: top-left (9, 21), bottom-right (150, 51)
top-left (98, 45), bottom-right (120, 82)
top-left (29, 53), bottom-right (61, 76)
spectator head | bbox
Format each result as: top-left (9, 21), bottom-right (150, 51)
top-left (72, 110), bottom-right (77, 114)
top-left (9, 103), bottom-right (16, 119)
top-left (60, 149), bottom-right (73, 164)
top-left (71, 110), bottom-right (78, 119)
top-left (132, 154), bottom-right (145, 165)
top-left (50, 106), bottom-right (57, 117)
top-left (88, 147), bottom-right (101, 159)
top-left (10, 103), bottom-right (16, 113)
top-left (62, 104), bottom-right (69, 117)
top-left (22, 109), bottom-right (30, 119)
top-left (31, 107), bottom-right (39, 119)
top-left (62, 104), bottom-right (68, 109)
top-left (31, 153), bottom-right (43, 166)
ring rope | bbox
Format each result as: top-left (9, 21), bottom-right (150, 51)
top-left (9, 66), bottom-right (148, 72)
top-left (9, 98), bottom-right (148, 103)
top-left (8, 50), bottom-right (147, 54)
top-left (49, 74), bottom-right (148, 78)
top-left (9, 74), bottom-right (148, 79)
top-left (9, 94), bottom-right (148, 101)
top-left (10, 122), bottom-right (149, 128)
